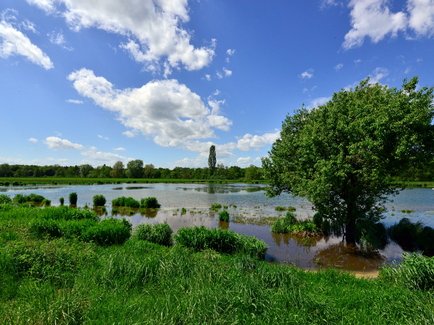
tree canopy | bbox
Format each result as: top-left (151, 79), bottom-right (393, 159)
top-left (263, 78), bottom-right (433, 244)
top-left (208, 145), bottom-right (217, 171)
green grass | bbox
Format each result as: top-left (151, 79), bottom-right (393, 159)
top-left (134, 223), bottom-right (173, 246)
top-left (1, 205), bottom-right (434, 324)
top-left (218, 210), bottom-right (230, 222)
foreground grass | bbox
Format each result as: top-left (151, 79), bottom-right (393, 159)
top-left (1, 206), bottom-right (434, 324)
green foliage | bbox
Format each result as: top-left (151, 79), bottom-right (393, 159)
top-left (218, 210), bottom-right (230, 222)
top-left (175, 226), bottom-right (267, 259)
top-left (210, 203), bottom-right (222, 211)
top-left (112, 196), bottom-right (140, 209)
top-left (208, 145), bottom-right (216, 171)
top-left (12, 193), bottom-right (47, 206)
top-left (181, 207), bottom-right (187, 215)
top-left (140, 197), bottom-right (161, 208)
top-left (69, 192), bottom-right (78, 206)
top-left (134, 223), bottom-right (173, 246)
top-left (59, 197), bottom-right (64, 206)
top-left (0, 194), bottom-right (11, 205)
top-left (271, 212), bottom-right (318, 235)
top-left (30, 219), bottom-right (63, 238)
top-left (380, 253), bottom-right (434, 291)
top-left (82, 219), bottom-right (131, 246)
top-left (38, 206), bottom-right (98, 221)
top-left (263, 78), bottom-right (434, 244)
top-left (93, 194), bottom-right (106, 207)
top-left (126, 159), bottom-right (144, 178)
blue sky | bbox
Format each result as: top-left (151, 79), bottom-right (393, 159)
top-left (0, 0), bottom-right (433, 168)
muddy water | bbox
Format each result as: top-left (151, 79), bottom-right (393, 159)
top-left (1, 183), bottom-right (433, 272)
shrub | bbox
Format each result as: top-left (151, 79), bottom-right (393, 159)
top-left (82, 218), bottom-right (131, 246)
top-left (30, 219), bottom-right (63, 238)
top-left (112, 196), bottom-right (140, 209)
top-left (69, 192), bottom-right (78, 206)
top-left (275, 206), bottom-right (286, 212)
top-left (380, 253), bottom-right (434, 291)
top-left (181, 207), bottom-right (187, 215)
top-left (93, 194), bottom-right (106, 207)
top-left (43, 199), bottom-right (51, 207)
top-left (219, 210), bottom-right (230, 222)
top-left (134, 223), bottom-right (173, 246)
top-left (210, 203), bottom-right (222, 211)
top-left (271, 212), bottom-right (318, 236)
top-left (12, 193), bottom-right (47, 206)
top-left (59, 197), bottom-right (64, 206)
top-left (175, 226), bottom-right (267, 259)
top-left (0, 194), bottom-right (11, 205)
top-left (140, 197), bottom-right (161, 208)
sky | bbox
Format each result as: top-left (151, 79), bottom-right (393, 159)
top-left (0, 0), bottom-right (433, 168)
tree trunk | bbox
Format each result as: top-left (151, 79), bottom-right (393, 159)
top-left (345, 217), bottom-right (356, 245)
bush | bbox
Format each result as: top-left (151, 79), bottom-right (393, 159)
top-left (219, 210), bottom-right (230, 222)
top-left (271, 212), bottom-right (318, 235)
top-left (210, 203), bottom-right (222, 211)
top-left (59, 197), bottom-right (64, 206)
top-left (12, 193), bottom-right (47, 206)
top-left (93, 194), bottom-right (106, 207)
top-left (112, 196), bottom-right (140, 209)
top-left (140, 197), bottom-right (161, 209)
top-left (82, 219), bottom-right (132, 246)
top-left (69, 192), bottom-right (78, 206)
top-left (30, 219), bottom-right (63, 238)
top-left (380, 253), bottom-right (434, 291)
top-left (134, 223), bottom-right (173, 246)
top-left (175, 226), bottom-right (267, 259)
top-left (0, 194), bottom-right (11, 205)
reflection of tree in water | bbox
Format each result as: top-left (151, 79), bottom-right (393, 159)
top-left (141, 208), bottom-right (158, 218)
top-left (218, 220), bottom-right (229, 230)
top-left (93, 206), bottom-right (107, 216)
top-left (314, 243), bottom-right (384, 272)
top-left (271, 232), bottom-right (322, 247)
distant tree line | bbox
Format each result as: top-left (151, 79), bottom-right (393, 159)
top-left (0, 159), bottom-right (265, 181)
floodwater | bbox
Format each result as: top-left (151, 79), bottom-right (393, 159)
top-left (1, 183), bottom-right (433, 272)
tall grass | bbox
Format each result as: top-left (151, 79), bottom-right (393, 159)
top-left (140, 197), bottom-right (161, 208)
top-left (134, 223), bottom-right (172, 246)
top-left (112, 196), bottom-right (140, 209)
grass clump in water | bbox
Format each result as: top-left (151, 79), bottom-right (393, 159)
top-left (12, 193), bottom-right (47, 206)
top-left (82, 219), bottom-right (131, 246)
top-left (112, 196), bottom-right (140, 209)
top-left (140, 197), bottom-right (161, 208)
top-left (69, 192), bottom-right (78, 206)
top-left (271, 212), bottom-right (318, 236)
top-left (210, 203), bottom-right (222, 211)
top-left (93, 194), bottom-right (106, 207)
top-left (218, 210), bottom-right (230, 222)
top-left (175, 226), bottom-right (267, 259)
top-left (134, 223), bottom-right (173, 246)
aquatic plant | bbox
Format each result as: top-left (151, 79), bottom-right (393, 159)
top-left (93, 194), bottom-right (106, 207)
top-left (69, 192), bottom-right (78, 206)
top-left (271, 212), bottom-right (318, 236)
top-left (0, 194), bottom-right (11, 205)
top-left (140, 197), bottom-right (161, 208)
top-left (12, 193), bottom-right (47, 206)
top-left (59, 197), bottom-right (64, 206)
top-left (82, 219), bottom-right (131, 246)
top-left (175, 226), bottom-right (267, 259)
top-left (218, 210), bottom-right (230, 222)
top-left (112, 196), bottom-right (140, 209)
top-left (210, 203), bottom-right (222, 211)
top-left (134, 223), bottom-right (173, 246)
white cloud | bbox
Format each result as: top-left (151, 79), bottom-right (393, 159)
top-left (369, 67), bottom-right (389, 83)
top-left (68, 68), bottom-right (232, 148)
top-left (45, 136), bottom-right (83, 150)
top-left (223, 67), bottom-right (232, 77)
top-left (80, 147), bottom-right (130, 165)
top-left (334, 63), bottom-right (344, 71)
top-left (300, 69), bottom-right (314, 79)
top-left (344, 0), bottom-right (407, 49)
top-left (48, 30), bottom-right (72, 50)
top-left (28, 0), bottom-right (214, 73)
top-left (28, 137), bottom-right (38, 144)
top-left (113, 147), bottom-right (126, 151)
top-left (408, 0), bottom-right (434, 36)
top-left (122, 130), bottom-right (137, 138)
top-left (309, 96), bottom-right (331, 109)
top-left (0, 15), bottom-right (53, 69)
top-left (97, 134), bottom-right (109, 140)
top-left (321, 0), bottom-right (343, 8)
top-left (236, 131), bottom-right (280, 151)
top-left (226, 49), bottom-right (236, 56)
top-left (204, 74), bottom-right (211, 81)
top-left (66, 99), bottom-right (83, 104)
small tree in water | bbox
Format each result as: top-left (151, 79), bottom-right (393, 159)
top-left (263, 78), bottom-right (433, 245)
top-left (208, 145), bottom-right (216, 174)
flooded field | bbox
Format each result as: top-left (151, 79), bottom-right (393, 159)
top-left (1, 183), bottom-right (433, 272)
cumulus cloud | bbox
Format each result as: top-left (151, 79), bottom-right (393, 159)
top-left (334, 63), bottom-right (344, 71)
top-left (309, 96), bottom-right (331, 109)
top-left (68, 68), bottom-right (232, 148)
top-left (28, 137), bottom-right (38, 144)
top-left (97, 134), bottom-right (109, 140)
top-left (236, 131), bottom-right (280, 152)
top-left (344, 0), bottom-right (434, 49)
top-left (45, 136), bottom-right (83, 150)
top-left (300, 69), bottom-right (314, 79)
top-left (369, 67), bottom-right (389, 83)
top-left (0, 12), bottom-right (53, 69)
top-left (408, 0), bottom-right (434, 36)
top-left (27, 0), bottom-right (215, 73)
top-left (80, 147), bottom-right (130, 165)
top-left (113, 147), bottom-right (126, 151)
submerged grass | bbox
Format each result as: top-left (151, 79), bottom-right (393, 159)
top-left (1, 205), bottom-right (434, 324)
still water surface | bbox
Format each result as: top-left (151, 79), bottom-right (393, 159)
top-left (2, 183), bottom-right (433, 271)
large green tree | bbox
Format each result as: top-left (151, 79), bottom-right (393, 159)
top-left (126, 159), bottom-right (144, 178)
top-left (208, 145), bottom-right (216, 173)
top-left (263, 78), bottom-right (433, 244)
